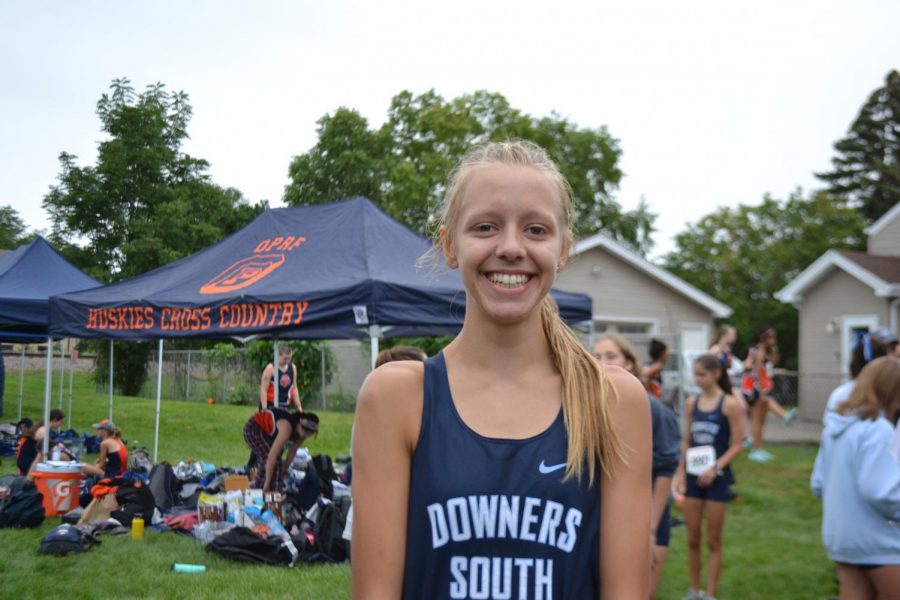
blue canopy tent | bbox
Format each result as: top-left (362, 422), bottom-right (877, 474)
top-left (0, 236), bottom-right (100, 439)
top-left (49, 198), bottom-right (592, 459)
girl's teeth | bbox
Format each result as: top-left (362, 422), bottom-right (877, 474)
top-left (489, 274), bottom-right (528, 287)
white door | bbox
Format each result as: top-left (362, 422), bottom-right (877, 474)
top-left (840, 314), bottom-right (879, 379)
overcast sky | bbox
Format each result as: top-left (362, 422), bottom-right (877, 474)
top-left (2, 0), bottom-right (898, 258)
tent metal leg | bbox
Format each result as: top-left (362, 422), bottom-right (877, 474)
top-left (58, 342), bottom-right (65, 409)
top-left (153, 339), bottom-right (163, 463)
top-left (67, 347), bottom-right (74, 430)
top-left (18, 345), bottom-right (25, 421)
top-left (108, 340), bottom-right (114, 421)
top-left (42, 338), bottom-right (53, 457)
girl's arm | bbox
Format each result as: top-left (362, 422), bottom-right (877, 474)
top-left (600, 368), bottom-right (652, 599)
top-left (352, 361), bottom-right (423, 600)
top-left (650, 475), bottom-right (672, 537)
top-left (96, 439), bottom-right (110, 469)
top-left (713, 394), bottom-right (746, 473)
top-left (263, 422), bottom-right (291, 491)
top-left (674, 396), bottom-right (695, 494)
top-left (259, 364), bottom-right (273, 410)
top-left (291, 364), bottom-right (302, 411)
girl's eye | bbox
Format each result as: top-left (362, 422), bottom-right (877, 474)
top-left (526, 225), bottom-right (547, 236)
top-left (474, 223), bottom-right (495, 233)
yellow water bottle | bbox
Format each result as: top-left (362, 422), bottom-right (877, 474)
top-left (132, 516), bottom-right (145, 541)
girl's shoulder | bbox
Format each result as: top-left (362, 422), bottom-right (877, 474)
top-left (722, 393), bottom-right (745, 414)
top-left (357, 361), bottom-right (426, 450)
top-left (358, 360), bottom-right (426, 413)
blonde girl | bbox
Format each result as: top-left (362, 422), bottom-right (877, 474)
top-left (352, 141), bottom-right (651, 598)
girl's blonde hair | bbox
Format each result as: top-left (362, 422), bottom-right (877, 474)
top-left (435, 140), bottom-right (626, 484)
top-left (838, 356), bottom-right (900, 420)
top-left (595, 332), bottom-right (640, 378)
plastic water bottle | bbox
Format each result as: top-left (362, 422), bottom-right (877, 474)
top-left (172, 563), bottom-right (206, 573)
top-left (51, 448), bottom-right (60, 461)
top-left (132, 516), bottom-right (145, 540)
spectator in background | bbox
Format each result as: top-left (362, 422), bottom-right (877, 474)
top-left (811, 356), bottom-right (900, 599)
top-left (642, 338), bottom-right (668, 400)
top-left (709, 325), bottom-right (740, 374)
top-left (81, 419), bottom-right (128, 478)
top-left (823, 329), bottom-right (893, 422)
top-left (593, 333), bottom-right (680, 599)
top-left (259, 345), bottom-right (302, 411)
top-left (243, 408), bottom-right (319, 492)
top-left (675, 354), bottom-right (745, 600)
top-left (375, 345), bottom-right (427, 368)
top-left (15, 417), bottom-right (37, 476)
top-left (741, 327), bottom-right (796, 462)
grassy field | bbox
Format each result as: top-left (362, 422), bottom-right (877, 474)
top-left (1, 372), bottom-right (834, 599)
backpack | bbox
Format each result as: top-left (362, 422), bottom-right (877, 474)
top-left (129, 447), bottom-right (153, 474)
top-left (312, 454), bottom-right (337, 500)
top-left (111, 480), bottom-right (156, 527)
top-left (148, 463), bottom-right (177, 511)
top-left (313, 498), bottom-right (349, 562)
top-left (206, 526), bottom-right (295, 566)
top-left (0, 485), bottom-right (45, 528)
top-left (39, 524), bottom-right (98, 555)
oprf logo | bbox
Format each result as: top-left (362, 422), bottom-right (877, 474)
top-left (200, 235), bottom-right (307, 295)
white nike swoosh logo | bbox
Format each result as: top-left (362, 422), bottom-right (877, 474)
top-left (539, 460), bottom-right (566, 474)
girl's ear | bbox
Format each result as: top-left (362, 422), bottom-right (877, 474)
top-left (440, 226), bottom-right (458, 269)
top-left (557, 231), bottom-right (573, 273)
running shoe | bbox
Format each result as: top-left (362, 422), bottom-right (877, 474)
top-left (748, 448), bottom-right (775, 462)
top-left (681, 590), bottom-right (705, 600)
top-left (784, 407), bottom-right (798, 426)
top-left (743, 436), bottom-right (753, 449)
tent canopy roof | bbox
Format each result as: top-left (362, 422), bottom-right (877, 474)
top-left (50, 198), bottom-right (591, 340)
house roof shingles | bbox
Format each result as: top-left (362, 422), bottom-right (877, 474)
top-left (839, 250), bottom-right (900, 284)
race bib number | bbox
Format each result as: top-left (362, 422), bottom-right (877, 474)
top-left (686, 445), bottom-right (716, 476)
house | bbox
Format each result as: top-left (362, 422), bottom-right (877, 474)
top-left (556, 233), bottom-right (733, 363)
top-left (775, 202), bottom-right (900, 418)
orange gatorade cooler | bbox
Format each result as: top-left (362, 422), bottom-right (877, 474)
top-left (32, 461), bottom-right (82, 516)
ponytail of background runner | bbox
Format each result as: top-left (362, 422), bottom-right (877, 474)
top-left (427, 140), bottom-right (627, 484)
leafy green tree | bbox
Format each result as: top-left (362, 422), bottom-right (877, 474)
top-left (43, 79), bottom-right (265, 395)
top-left (0, 205), bottom-right (29, 249)
top-left (43, 78), bottom-right (264, 281)
top-left (285, 90), bottom-right (656, 253)
top-left (663, 191), bottom-right (866, 368)
top-left (817, 70), bottom-right (900, 223)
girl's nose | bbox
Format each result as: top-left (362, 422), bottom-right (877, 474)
top-left (495, 229), bottom-right (525, 260)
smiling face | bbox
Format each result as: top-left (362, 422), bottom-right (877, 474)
top-left (442, 164), bottom-right (570, 326)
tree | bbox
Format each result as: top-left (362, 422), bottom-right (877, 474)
top-left (817, 70), bottom-right (900, 223)
top-left (663, 191), bottom-right (866, 369)
top-left (0, 205), bottom-right (28, 249)
top-left (285, 90), bottom-right (656, 253)
top-left (43, 79), bottom-right (265, 394)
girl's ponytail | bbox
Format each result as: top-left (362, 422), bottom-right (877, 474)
top-left (541, 296), bottom-right (626, 484)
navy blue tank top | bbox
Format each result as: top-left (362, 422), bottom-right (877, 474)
top-left (403, 353), bottom-right (600, 599)
top-left (689, 393), bottom-right (733, 484)
top-left (271, 364), bottom-right (295, 408)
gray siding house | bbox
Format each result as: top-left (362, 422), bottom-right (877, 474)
top-left (556, 233), bottom-right (732, 362)
top-left (776, 202), bottom-right (900, 418)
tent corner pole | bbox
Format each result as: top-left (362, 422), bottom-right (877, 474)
top-left (153, 339), bottom-right (163, 463)
top-left (18, 345), bottom-right (25, 421)
top-left (42, 338), bottom-right (53, 457)
top-left (108, 340), bottom-right (114, 420)
top-left (368, 325), bottom-right (381, 371)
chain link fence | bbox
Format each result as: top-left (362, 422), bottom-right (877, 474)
top-left (121, 342), bottom-right (374, 412)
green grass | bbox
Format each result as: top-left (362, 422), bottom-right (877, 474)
top-left (1, 372), bottom-right (834, 599)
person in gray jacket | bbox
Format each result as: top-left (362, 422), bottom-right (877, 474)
top-left (812, 356), bottom-right (900, 599)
